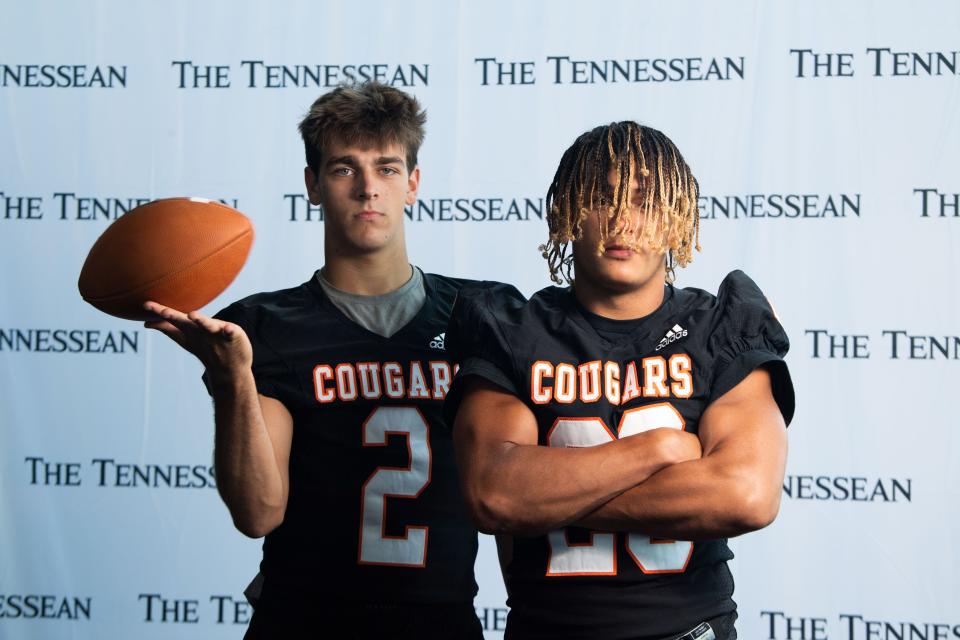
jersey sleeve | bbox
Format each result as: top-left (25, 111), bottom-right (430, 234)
top-left (442, 283), bottom-right (527, 427)
top-left (457, 356), bottom-right (520, 396)
top-left (706, 271), bottom-right (795, 425)
top-left (201, 301), bottom-right (291, 400)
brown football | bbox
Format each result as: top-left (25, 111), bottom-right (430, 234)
top-left (78, 197), bottom-right (254, 320)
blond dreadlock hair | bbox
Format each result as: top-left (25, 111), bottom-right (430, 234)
top-left (540, 121), bottom-right (701, 284)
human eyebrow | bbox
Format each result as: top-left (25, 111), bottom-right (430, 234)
top-left (325, 155), bottom-right (357, 167)
top-left (375, 156), bottom-right (405, 166)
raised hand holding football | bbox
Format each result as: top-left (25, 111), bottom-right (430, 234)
top-left (78, 197), bottom-right (254, 320)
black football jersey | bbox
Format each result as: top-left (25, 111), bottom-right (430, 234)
top-left (212, 272), bottom-right (479, 611)
top-left (445, 270), bottom-right (794, 640)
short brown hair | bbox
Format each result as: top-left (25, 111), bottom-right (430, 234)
top-left (541, 121), bottom-right (701, 284)
top-left (299, 82), bottom-right (426, 173)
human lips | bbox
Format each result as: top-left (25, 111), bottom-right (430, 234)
top-left (603, 243), bottom-right (634, 259)
top-left (356, 210), bottom-right (384, 220)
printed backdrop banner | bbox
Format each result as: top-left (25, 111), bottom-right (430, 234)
top-left (2, 1), bottom-right (959, 638)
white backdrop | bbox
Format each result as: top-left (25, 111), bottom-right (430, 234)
top-left (2, 1), bottom-right (959, 638)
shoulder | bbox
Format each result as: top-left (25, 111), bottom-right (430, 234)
top-left (712, 271), bottom-right (784, 344)
top-left (445, 282), bottom-right (578, 369)
top-left (452, 281), bottom-right (573, 334)
top-left (673, 269), bottom-right (769, 305)
top-left (423, 272), bottom-right (521, 304)
top-left (677, 270), bottom-right (794, 421)
top-left (714, 270), bottom-right (778, 312)
top-left (447, 280), bottom-right (527, 332)
top-left (674, 271), bottom-right (783, 341)
top-left (214, 277), bottom-right (318, 331)
top-left (443, 280), bottom-right (531, 368)
top-left (420, 273), bottom-right (526, 329)
top-left (459, 279), bottom-right (528, 312)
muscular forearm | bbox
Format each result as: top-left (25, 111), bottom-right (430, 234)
top-left (210, 370), bottom-right (287, 538)
top-left (142, 303), bottom-right (289, 537)
top-left (460, 429), bottom-right (691, 537)
top-left (578, 369), bottom-right (789, 540)
top-left (577, 449), bottom-right (783, 540)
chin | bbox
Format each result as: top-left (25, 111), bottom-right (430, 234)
top-left (597, 275), bottom-right (650, 294)
top-left (350, 240), bottom-right (392, 254)
top-left (345, 228), bottom-right (394, 251)
top-left (580, 261), bottom-right (663, 293)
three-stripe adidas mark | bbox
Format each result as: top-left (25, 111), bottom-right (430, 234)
top-left (656, 324), bottom-right (688, 351)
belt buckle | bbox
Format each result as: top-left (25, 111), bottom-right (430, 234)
top-left (676, 622), bottom-right (716, 640)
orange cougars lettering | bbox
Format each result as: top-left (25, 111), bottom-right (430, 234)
top-left (311, 360), bottom-right (456, 404)
top-left (408, 362), bottom-right (430, 400)
top-left (554, 364), bottom-right (577, 404)
top-left (429, 361), bottom-right (452, 399)
top-left (641, 356), bottom-right (669, 398)
top-left (669, 355), bottom-right (693, 398)
top-left (528, 355), bottom-right (695, 405)
top-left (336, 363), bottom-right (358, 401)
top-left (357, 362), bottom-right (382, 400)
top-left (622, 362), bottom-right (641, 403)
top-left (578, 361), bottom-right (602, 403)
top-left (313, 364), bottom-right (336, 403)
top-left (531, 361), bottom-right (554, 404)
top-left (384, 362), bottom-right (404, 399)
top-left (603, 361), bottom-right (621, 405)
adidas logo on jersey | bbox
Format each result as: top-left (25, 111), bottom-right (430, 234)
top-left (656, 324), bottom-right (688, 351)
top-left (429, 333), bottom-right (445, 350)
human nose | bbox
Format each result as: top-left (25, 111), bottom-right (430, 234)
top-left (606, 205), bottom-right (644, 237)
top-left (353, 167), bottom-right (378, 200)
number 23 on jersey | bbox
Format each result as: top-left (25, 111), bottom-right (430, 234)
top-left (546, 403), bottom-right (694, 577)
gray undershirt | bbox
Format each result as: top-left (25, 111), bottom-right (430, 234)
top-left (316, 266), bottom-right (426, 338)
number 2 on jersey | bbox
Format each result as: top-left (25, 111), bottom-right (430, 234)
top-left (358, 406), bottom-right (431, 567)
top-left (546, 403), bottom-right (694, 576)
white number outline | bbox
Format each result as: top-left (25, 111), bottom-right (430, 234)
top-left (546, 402), bottom-right (694, 576)
top-left (357, 406), bottom-right (432, 567)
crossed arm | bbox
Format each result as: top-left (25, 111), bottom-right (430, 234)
top-left (452, 368), bottom-right (787, 540)
top-left (144, 302), bottom-right (293, 538)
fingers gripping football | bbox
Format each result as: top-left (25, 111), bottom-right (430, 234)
top-left (143, 301), bottom-right (253, 378)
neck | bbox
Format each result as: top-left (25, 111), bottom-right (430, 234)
top-left (573, 272), bottom-right (666, 320)
top-left (322, 244), bottom-right (412, 295)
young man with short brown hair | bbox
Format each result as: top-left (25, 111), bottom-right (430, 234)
top-left (146, 82), bottom-right (483, 639)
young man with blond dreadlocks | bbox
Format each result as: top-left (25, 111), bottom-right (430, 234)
top-left (444, 121), bottom-right (795, 640)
